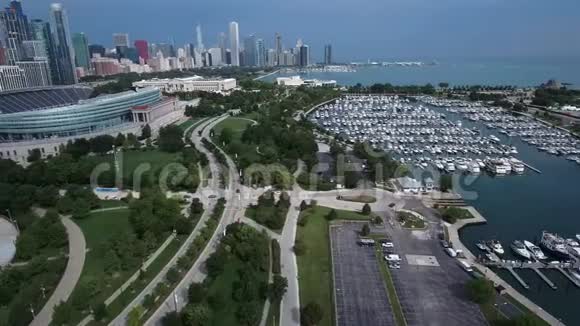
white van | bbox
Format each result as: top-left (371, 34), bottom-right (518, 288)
top-left (458, 260), bottom-right (473, 272)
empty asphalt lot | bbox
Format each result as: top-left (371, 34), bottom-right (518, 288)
top-left (388, 203), bottom-right (487, 326)
top-left (331, 222), bottom-right (395, 326)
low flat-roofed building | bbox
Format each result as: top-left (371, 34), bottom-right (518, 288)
top-left (133, 76), bottom-right (237, 93)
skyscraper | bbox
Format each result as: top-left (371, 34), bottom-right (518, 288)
top-left (243, 34), bottom-right (256, 67)
top-left (134, 40), bottom-right (149, 62)
top-left (30, 19), bottom-right (57, 81)
top-left (0, 0), bottom-right (31, 64)
top-left (88, 44), bottom-right (105, 59)
top-left (299, 44), bottom-right (309, 67)
top-left (256, 38), bottom-right (265, 67)
top-left (72, 32), bottom-right (90, 69)
top-left (218, 32), bottom-right (226, 61)
top-left (113, 33), bottom-right (129, 47)
top-left (49, 3), bottom-right (76, 84)
top-left (228, 21), bottom-right (239, 66)
top-left (195, 24), bottom-right (204, 51)
top-left (324, 44), bottom-right (332, 65)
top-left (275, 32), bottom-right (282, 66)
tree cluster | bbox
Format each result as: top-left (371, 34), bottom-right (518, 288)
top-left (246, 191), bottom-right (290, 231)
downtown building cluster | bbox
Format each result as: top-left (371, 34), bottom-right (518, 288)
top-left (0, 1), bottom-right (334, 92)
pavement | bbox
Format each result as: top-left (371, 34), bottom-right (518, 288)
top-left (331, 222), bottom-right (395, 326)
top-left (30, 216), bottom-right (86, 326)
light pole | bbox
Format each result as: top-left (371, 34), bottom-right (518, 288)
top-left (4, 209), bottom-right (19, 233)
top-left (40, 285), bottom-right (46, 299)
top-left (29, 304), bottom-right (35, 319)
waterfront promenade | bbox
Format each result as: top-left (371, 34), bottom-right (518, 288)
top-left (446, 206), bottom-right (565, 326)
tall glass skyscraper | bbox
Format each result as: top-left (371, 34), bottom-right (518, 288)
top-left (30, 19), bottom-right (57, 83)
top-left (49, 3), bottom-right (76, 84)
top-left (243, 34), bottom-right (256, 67)
top-left (324, 44), bottom-right (332, 65)
top-left (72, 32), bottom-right (90, 69)
top-left (229, 21), bottom-right (239, 66)
top-left (0, 0), bottom-right (31, 64)
top-left (256, 38), bottom-right (265, 67)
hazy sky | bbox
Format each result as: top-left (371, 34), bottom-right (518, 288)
top-left (19, 0), bottom-right (580, 61)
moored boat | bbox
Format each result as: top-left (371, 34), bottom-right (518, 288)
top-left (510, 240), bottom-right (531, 260)
top-left (540, 231), bottom-right (570, 259)
top-left (523, 240), bottom-right (547, 260)
top-left (488, 240), bottom-right (504, 255)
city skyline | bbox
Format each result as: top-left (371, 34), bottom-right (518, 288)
top-left (19, 0), bottom-right (580, 61)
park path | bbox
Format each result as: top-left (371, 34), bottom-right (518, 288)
top-left (30, 216), bottom-right (86, 326)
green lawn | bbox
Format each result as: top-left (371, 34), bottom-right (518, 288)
top-left (98, 200), bottom-right (128, 209)
top-left (396, 211), bottom-right (426, 229)
top-left (177, 118), bottom-right (202, 132)
top-left (296, 206), bottom-right (370, 326)
top-left (212, 117), bottom-right (255, 142)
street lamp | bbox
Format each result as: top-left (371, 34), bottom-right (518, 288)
top-left (4, 209), bottom-right (19, 233)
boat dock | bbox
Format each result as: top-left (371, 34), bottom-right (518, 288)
top-left (532, 268), bottom-right (557, 290)
top-left (506, 267), bottom-right (530, 289)
top-left (522, 161), bottom-right (542, 174)
top-left (556, 267), bottom-right (580, 287)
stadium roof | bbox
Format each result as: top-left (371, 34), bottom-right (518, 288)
top-left (0, 86), bottom-right (93, 114)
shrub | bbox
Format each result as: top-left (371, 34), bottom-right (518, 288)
top-left (293, 240), bottom-right (307, 256)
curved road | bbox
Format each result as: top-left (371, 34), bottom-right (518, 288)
top-left (144, 115), bottom-right (246, 325)
top-left (30, 216), bottom-right (86, 326)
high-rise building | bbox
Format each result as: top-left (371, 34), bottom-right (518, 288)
top-left (72, 33), bottom-right (90, 69)
top-left (267, 49), bottom-right (276, 67)
top-left (228, 22), bottom-right (239, 66)
top-left (243, 34), bottom-right (256, 67)
top-left (29, 19), bottom-right (57, 80)
top-left (299, 44), bottom-right (309, 67)
top-left (0, 65), bottom-right (26, 91)
top-left (134, 39), bottom-right (149, 62)
top-left (16, 60), bottom-right (52, 87)
top-left (256, 38), bottom-right (265, 67)
top-left (88, 44), bottom-right (105, 59)
top-left (0, 0), bottom-right (31, 64)
top-left (49, 3), bottom-right (76, 85)
top-left (22, 40), bottom-right (46, 59)
top-left (324, 44), bottom-right (332, 65)
top-left (275, 32), bottom-right (282, 66)
top-left (218, 32), bottom-right (226, 62)
top-left (113, 33), bottom-right (129, 47)
top-left (157, 43), bottom-right (173, 58)
top-left (208, 48), bottom-right (222, 66)
top-left (195, 24), bottom-right (204, 51)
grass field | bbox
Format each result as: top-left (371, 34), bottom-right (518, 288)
top-left (296, 206), bottom-right (371, 326)
top-left (177, 118), bottom-right (202, 132)
top-left (212, 117), bottom-right (255, 142)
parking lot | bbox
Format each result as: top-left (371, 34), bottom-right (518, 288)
top-left (330, 222), bottom-right (395, 326)
top-left (386, 202), bottom-right (488, 326)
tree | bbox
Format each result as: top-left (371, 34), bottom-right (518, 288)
top-left (362, 203), bottom-right (371, 215)
top-left (293, 239), bottom-right (307, 256)
top-left (440, 174), bottom-right (453, 192)
top-left (175, 217), bottom-right (192, 234)
top-left (188, 282), bottom-right (207, 304)
top-left (268, 275), bottom-right (288, 302)
top-left (236, 301), bottom-right (261, 326)
top-left (161, 311), bottom-right (183, 326)
top-left (326, 209), bottom-right (337, 221)
top-left (466, 278), bottom-right (495, 304)
top-left (158, 125), bottom-right (185, 153)
top-left (166, 266), bottom-right (181, 284)
top-left (115, 133), bottom-right (126, 147)
top-left (27, 148), bottom-right (42, 162)
top-left (183, 303), bottom-right (211, 326)
top-left (127, 305), bottom-right (145, 326)
top-left (301, 302), bottom-right (323, 326)
top-left (218, 127), bottom-right (234, 145)
top-left (72, 199), bottom-right (90, 219)
top-left (438, 82), bottom-right (449, 89)
top-left (52, 301), bottom-right (73, 326)
top-left (299, 200), bottom-right (308, 211)
top-left (141, 124), bottom-right (152, 139)
top-left (360, 224), bottom-right (370, 236)
top-left (93, 302), bottom-right (108, 321)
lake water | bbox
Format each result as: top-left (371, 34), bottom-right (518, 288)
top-left (262, 57), bottom-right (580, 87)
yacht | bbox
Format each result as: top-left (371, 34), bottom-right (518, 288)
top-left (476, 241), bottom-right (490, 252)
top-left (485, 159), bottom-right (507, 175)
top-left (566, 239), bottom-right (580, 258)
top-left (509, 158), bottom-right (525, 174)
top-left (523, 240), bottom-right (547, 260)
top-left (489, 135), bottom-right (500, 143)
top-left (468, 162), bottom-right (481, 174)
top-left (539, 231), bottom-right (570, 259)
top-left (445, 162), bottom-right (456, 173)
top-left (510, 240), bottom-right (531, 260)
top-left (488, 240), bottom-right (504, 255)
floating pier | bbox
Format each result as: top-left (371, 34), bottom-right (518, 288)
top-left (555, 267), bottom-right (580, 288)
top-left (522, 161), bottom-right (542, 174)
top-left (532, 268), bottom-right (557, 290)
top-left (506, 267), bottom-right (530, 289)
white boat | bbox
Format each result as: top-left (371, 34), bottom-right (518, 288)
top-left (566, 239), bottom-right (580, 258)
top-left (476, 241), bottom-right (490, 252)
top-left (511, 240), bottom-right (531, 260)
top-left (540, 231), bottom-right (570, 259)
top-left (468, 162), bottom-right (481, 174)
top-left (445, 162), bottom-right (456, 173)
top-left (509, 158), bottom-right (525, 174)
top-left (489, 135), bottom-right (500, 143)
top-left (523, 240), bottom-right (547, 260)
top-left (488, 240), bottom-right (504, 255)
